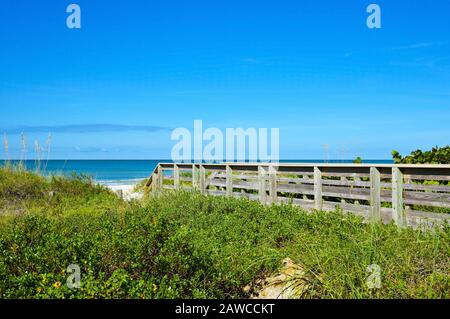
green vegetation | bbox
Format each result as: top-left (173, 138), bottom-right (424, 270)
top-left (353, 156), bottom-right (363, 164)
top-left (392, 145), bottom-right (450, 164)
top-left (0, 167), bottom-right (449, 299)
top-left (0, 166), bottom-right (127, 217)
top-left (391, 146), bottom-right (450, 214)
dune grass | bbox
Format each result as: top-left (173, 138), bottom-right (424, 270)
top-left (0, 166), bottom-right (126, 217)
top-left (0, 167), bottom-right (449, 298)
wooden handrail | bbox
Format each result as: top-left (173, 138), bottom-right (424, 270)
top-left (146, 162), bottom-right (450, 228)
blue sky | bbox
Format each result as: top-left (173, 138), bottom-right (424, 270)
top-left (1, 0), bottom-right (449, 160)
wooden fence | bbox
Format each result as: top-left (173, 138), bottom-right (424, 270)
top-left (145, 163), bottom-right (450, 228)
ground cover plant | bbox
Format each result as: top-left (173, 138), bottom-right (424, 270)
top-left (0, 167), bottom-right (449, 298)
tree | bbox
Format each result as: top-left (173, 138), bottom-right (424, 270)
top-left (353, 156), bottom-right (363, 164)
top-left (391, 146), bottom-right (450, 164)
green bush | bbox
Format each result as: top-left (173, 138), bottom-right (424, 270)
top-left (0, 169), bottom-right (449, 299)
top-left (391, 146), bottom-right (450, 214)
top-left (392, 145), bottom-right (450, 164)
top-left (0, 167), bottom-right (126, 217)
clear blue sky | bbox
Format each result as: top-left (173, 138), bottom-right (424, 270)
top-left (1, 0), bottom-right (449, 159)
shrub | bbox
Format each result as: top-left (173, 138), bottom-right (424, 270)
top-left (0, 169), bottom-right (449, 299)
top-left (392, 146), bottom-right (450, 164)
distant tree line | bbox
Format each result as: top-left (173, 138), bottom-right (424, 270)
top-left (392, 145), bottom-right (450, 164)
top-left (352, 145), bottom-right (450, 164)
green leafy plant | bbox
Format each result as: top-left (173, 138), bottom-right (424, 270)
top-left (392, 146), bottom-right (450, 164)
top-left (0, 168), bottom-right (449, 299)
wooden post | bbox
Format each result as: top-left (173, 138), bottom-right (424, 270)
top-left (226, 165), bottom-right (232, 197)
top-left (370, 167), bottom-right (381, 222)
top-left (269, 165), bottom-right (277, 204)
top-left (392, 167), bottom-right (406, 227)
top-left (192, 164), bottom-right (199, 190)
top-left (258, 165), bottom-right (267, 204)
top-left (314, 167), bottom-right (322, 210)
top-left (340, 176), bottom-right (346, 204)
top-left (199, 165), bottom-right (206, 194)
top-left (151, 171), bottom-right (158, 194)
top-left (154, 165), bottom-right (163, 194)
top-left (174, 164), bottom-right (180, 190)
top-left (160, 166), bottom-right (164, 191)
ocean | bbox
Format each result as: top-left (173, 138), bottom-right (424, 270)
top-left (0, 160), bottom-right (161, 186)
top-left (0, 159), bottom-right (393, 185)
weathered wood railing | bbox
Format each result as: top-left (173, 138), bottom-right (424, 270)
top-left (146, 163), bottom-right (450, 228)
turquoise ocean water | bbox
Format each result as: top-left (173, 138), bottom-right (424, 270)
top-left (0, 160), bottom-right (393, 185)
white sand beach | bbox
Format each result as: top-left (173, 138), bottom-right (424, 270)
top-left (106, 183), bottom-right (144, 201)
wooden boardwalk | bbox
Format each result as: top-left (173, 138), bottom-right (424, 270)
top-left (146, 163), bottom-right (450, 228)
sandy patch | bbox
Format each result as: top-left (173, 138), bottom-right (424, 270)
top-left (107, 184), bottom-right (143, 201)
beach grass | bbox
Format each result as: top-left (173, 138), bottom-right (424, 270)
top-left (0, 167), bottom-right (449, 298)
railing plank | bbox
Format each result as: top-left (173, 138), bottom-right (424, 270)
top-left (147, 163), bottom-right (450, 227)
